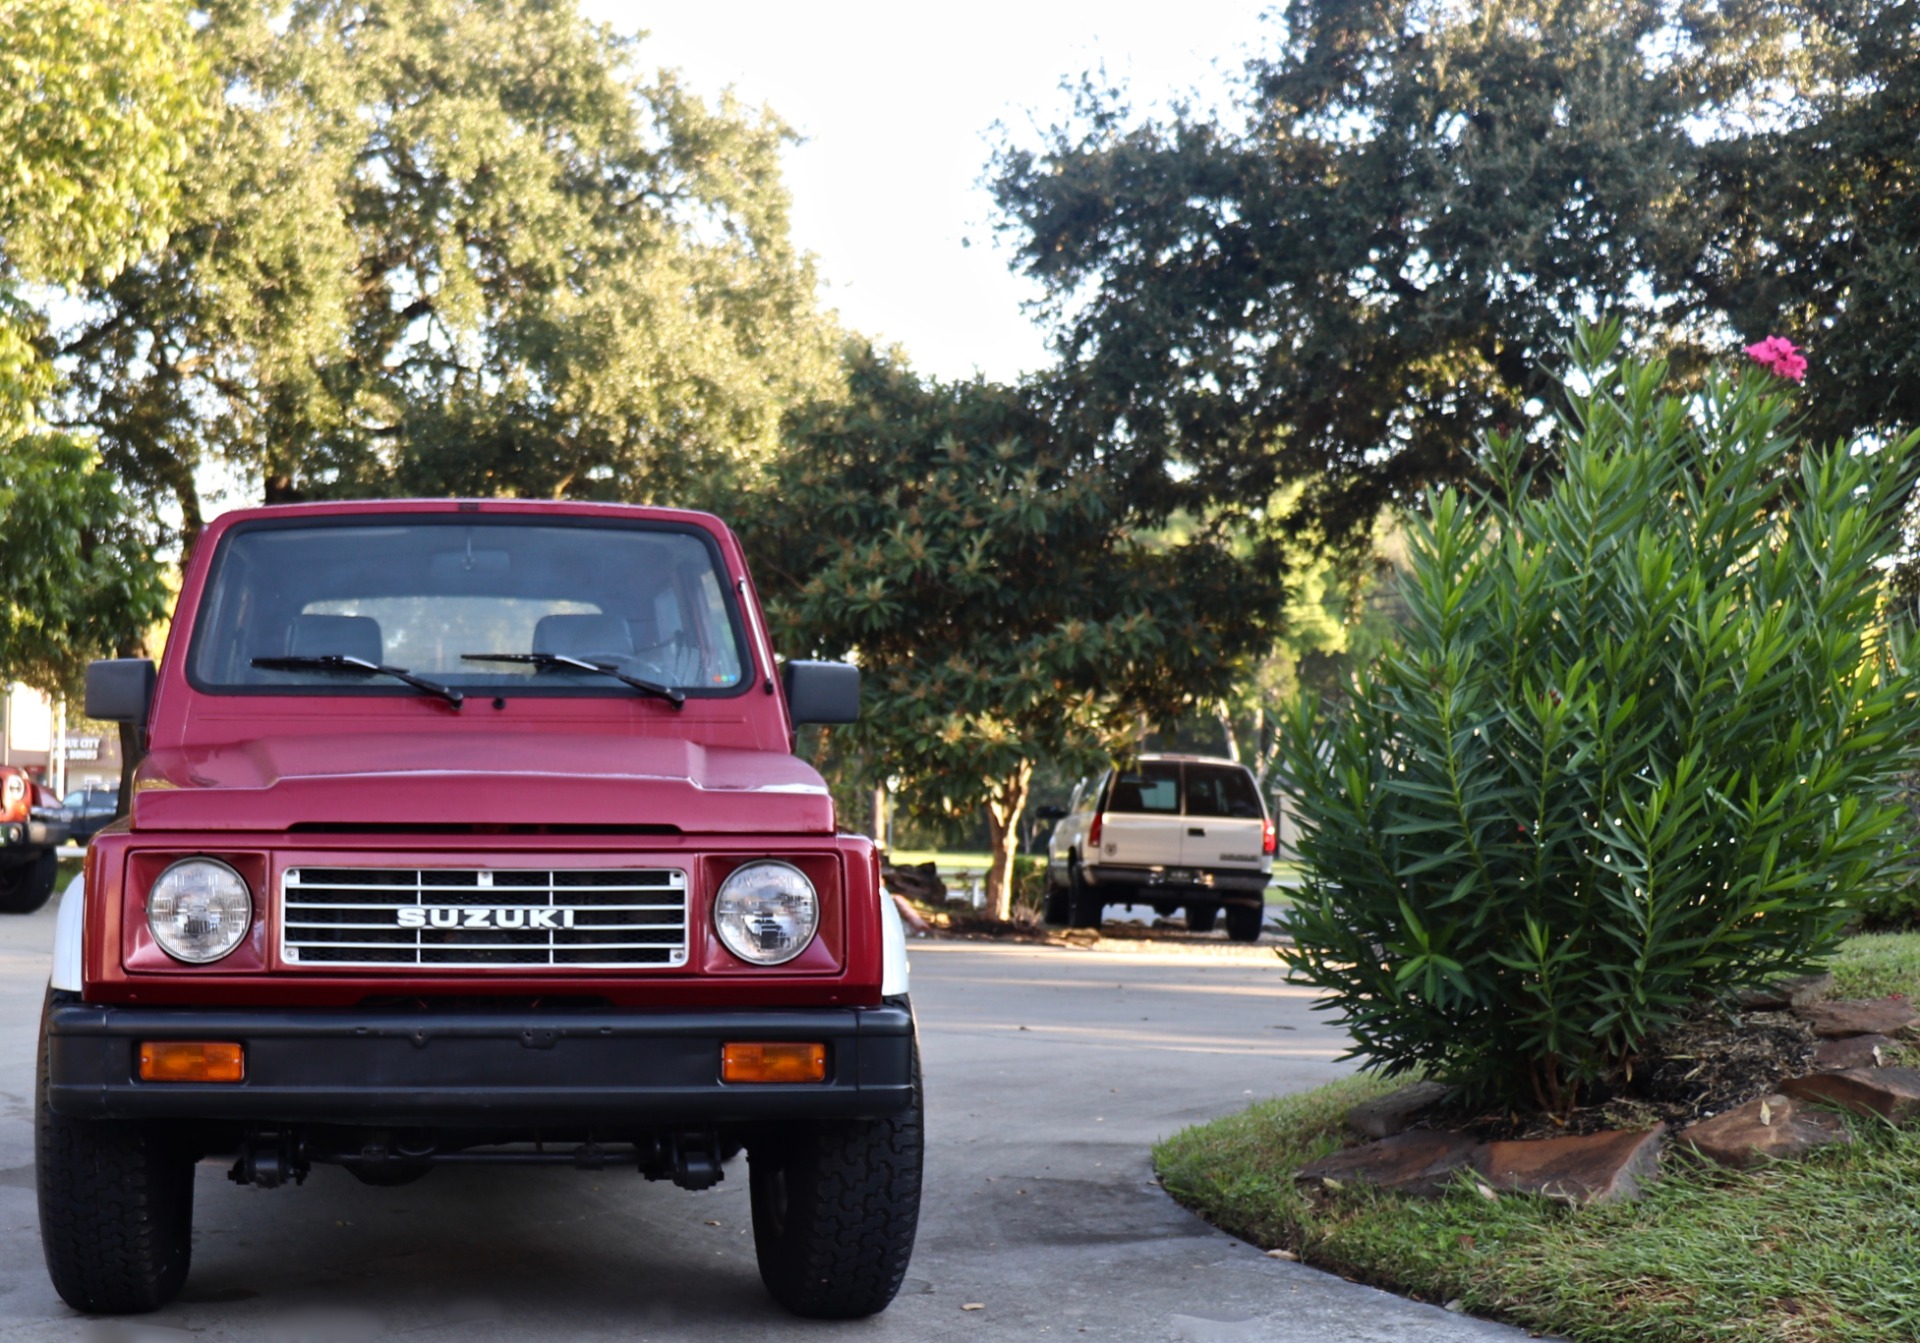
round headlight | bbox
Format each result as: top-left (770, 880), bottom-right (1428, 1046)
top-left (714, 861), bottom-right (819, 966)
top-left (148, 859), bottom-right (252, 963)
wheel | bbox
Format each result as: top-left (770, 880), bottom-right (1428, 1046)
top-left (35, 991), bottom-right (195, 1313)
top-left (749, 1025), bottom-right (923, 1318)
top-left (0, 851), bottom-right (58, 914)
top-left (1185, 904), bottom-right (1218, 933)
top-left (1043, 876), bottom-right (1070, 925)
top-left (1066, 858), bottom-right (1102, 929)
top-left (1225, 903), bottom-right (1265, 943)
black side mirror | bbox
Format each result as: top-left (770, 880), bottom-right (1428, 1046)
top-left (86, 659), bottom-right (156, 726)
top-left (1035, 805), bottom-right (1067, 823)
top-left (784, 661), bottom-right (859, 725)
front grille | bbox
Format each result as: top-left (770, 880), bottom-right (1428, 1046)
top-left (280, 866), bottom-right (689, 968)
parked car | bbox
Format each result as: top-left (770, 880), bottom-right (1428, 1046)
top-left (59, 785), bottom-right (120, 844)
top-left (0, 766), bottom-right (69, 913)
top-left (1045, 754), bottom-right (1275, 941)
top-left (41, 499), bottom-right (919, 1320)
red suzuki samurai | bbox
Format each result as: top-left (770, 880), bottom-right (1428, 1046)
top-left (36, 500), bottom-right (919, 1319)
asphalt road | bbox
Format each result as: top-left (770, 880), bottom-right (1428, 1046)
top-left (0, 890), bottom-right (1539, 1342)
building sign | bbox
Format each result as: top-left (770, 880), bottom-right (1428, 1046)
top-left (64, 735), bottom-right (103, 762)
top-left (6, 685), bottom-right (53, 752)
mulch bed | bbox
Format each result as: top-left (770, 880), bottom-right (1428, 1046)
top-left (1419, 1004), bottom-right (1824, 1141)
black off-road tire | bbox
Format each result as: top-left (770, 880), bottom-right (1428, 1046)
top-left (1043, 877), bottom-right (1071, 926)
top-left (35, 991), bottom-right (195, 1314)
top-left (1225, 902), bottom-right (1265, 943)
top-left (1066, 859), bottom-right (1102, 929)
top-left (1185, 904), bottom-right (1218, 933)
top-left (0, 851), bottom-right (58, 914)
top-left (749, 1023), bottom-right (923, 1318)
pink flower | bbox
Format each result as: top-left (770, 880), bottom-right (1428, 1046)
top-left (1743, 335), bottom-right (1807, 384)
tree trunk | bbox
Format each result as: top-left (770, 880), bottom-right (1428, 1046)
top-left (982, 759), bottom-right (1034, 922)
top-left (1217, 700), bottom-right (1241, 763)
top-left (111, 633), bottom-right (150, 820)
top-left (173, 478), bottom-right (204, 566)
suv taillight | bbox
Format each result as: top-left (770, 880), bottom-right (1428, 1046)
top-left (1087, 812), bottom-right (1104, 849)
top-left (1262, 816), bottom-right (1277, 856)
top-left (1, 772), bottom-right (25, 824)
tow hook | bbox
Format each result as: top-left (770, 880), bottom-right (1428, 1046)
top-left (230, 1131), bottom-right (310, 1188)
top-left (639, 1131), bottom-right (723, 1190)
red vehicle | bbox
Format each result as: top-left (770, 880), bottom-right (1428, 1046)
top-left (1, 765), bottom-right (69, 913)
top-left (36, 500), bottom-right (918, 1319)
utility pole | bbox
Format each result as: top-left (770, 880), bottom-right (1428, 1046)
top-left (53, 697), bottom-right (68, 796)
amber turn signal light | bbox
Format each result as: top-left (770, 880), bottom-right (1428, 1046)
top-left (139, 1041), bottom-right (244, 1083)
top-left (721, 1041), bottom-right (826, 1084)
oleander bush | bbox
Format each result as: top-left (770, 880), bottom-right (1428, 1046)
top-left (1278, 323), bottom-right (1920, 1117)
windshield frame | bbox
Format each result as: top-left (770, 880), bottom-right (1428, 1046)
top-left (183, 512), bottom-right (757, 702)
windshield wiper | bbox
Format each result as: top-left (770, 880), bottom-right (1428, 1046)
top-left (460, 652), bottom-right (686, 709)
top-left (251, 654), bottom-right (465, 709)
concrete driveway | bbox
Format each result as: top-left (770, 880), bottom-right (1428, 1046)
top-left (0, 895), bottom-right (1540, 1341)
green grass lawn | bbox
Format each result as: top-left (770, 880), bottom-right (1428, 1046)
top-left (1155, 932), bottom-right (1920, 1343)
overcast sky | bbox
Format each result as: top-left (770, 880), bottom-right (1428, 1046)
top-left (584, 2), bottom-right (1274, 384)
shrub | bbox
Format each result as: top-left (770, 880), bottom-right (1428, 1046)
top-left (1277, 324), bottom-right (1920, 1117)
top-left (1857, 770), bottom-right (1920, 929)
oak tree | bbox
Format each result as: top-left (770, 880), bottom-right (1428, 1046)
top-left (749, 346), bottom-right (1286, 918)
top-left (54, 0), bottom-right (842, 554)
top-left (0, 0), bottom-right (196, 694)
top-left (993, 1), bottom-right (1918, 548)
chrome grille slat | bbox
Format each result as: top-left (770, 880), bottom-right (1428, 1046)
top-left (280, 865), bottom-right (690, 969)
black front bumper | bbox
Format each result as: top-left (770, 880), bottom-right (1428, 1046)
top-left (2, 816), bottom-right (68, 854)
top-left (46, 1000), bottom-right (915, 1127)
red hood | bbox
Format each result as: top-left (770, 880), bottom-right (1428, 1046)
top-left (130, 732), bottom-right (834, 835)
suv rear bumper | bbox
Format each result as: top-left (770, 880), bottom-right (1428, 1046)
top-left (45, 999), bottom-right (914, 1126)
top-left (1083, 864), bottom-right (1269, 903)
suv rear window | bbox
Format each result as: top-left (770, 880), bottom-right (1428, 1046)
top-left (1184, 764), bottom-right (1264, 818)
top-left (1105, 762), bottom-right (1181, 813)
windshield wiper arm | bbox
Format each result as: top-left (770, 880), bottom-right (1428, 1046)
top-left (251, 654), bottom-right (465, 709)
top-left (460, 652), bottom-right (686, 709)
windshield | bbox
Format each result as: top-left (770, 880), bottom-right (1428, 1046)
top-left (189, 517), bottom-right (748, 697)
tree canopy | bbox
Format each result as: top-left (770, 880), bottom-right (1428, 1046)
top-left (0, 0), bottom-right (196, 694)
top-left (54, 0), bottom-right (843, 553)
top-left (992, 0), bottom-right (1917, 547)
top-left (1689, 0), bottom-right (1920, 447)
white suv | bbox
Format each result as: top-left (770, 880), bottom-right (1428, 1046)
top-left (1044, 754), bottom-right (1275, 941)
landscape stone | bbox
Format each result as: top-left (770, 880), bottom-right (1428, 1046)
top-left (1812, 1034), bottom-right (1894, 1072)
top-left (1798, 998), bottom-right (1917, 1039)
top-left (1472, 1125), bottom-right (1666, 1205)
top-left (1780, 1066), bottom-right (1920, 1123)
top-left (1295, 1129), bottom-right (1480, 1197)
top-left (1737, 973), bottom-right (1836, 1011)
top-left (1676, 1094), bottom-right (1851, 1169)
top-left (1346, 1081), bottom-right (1455, 1140)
